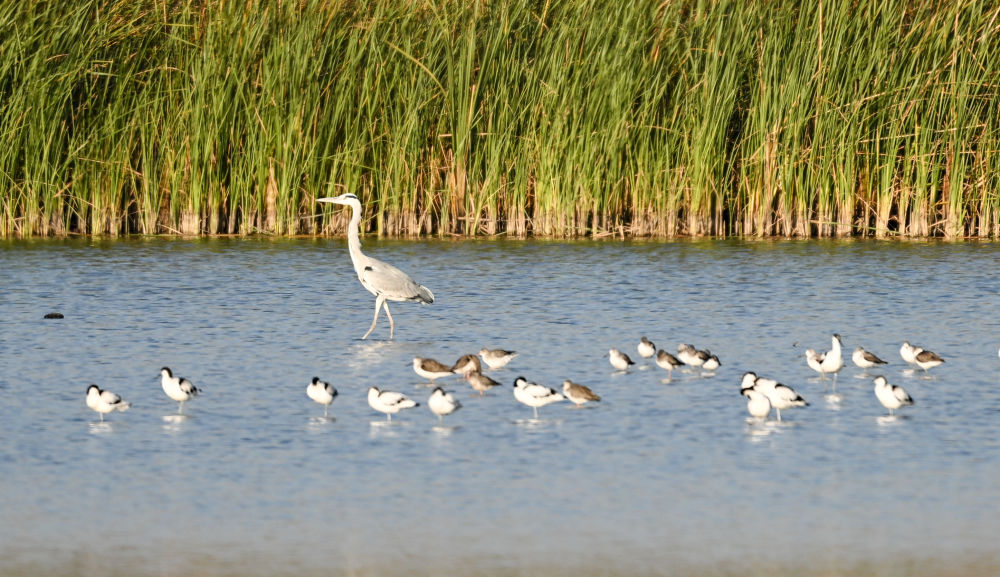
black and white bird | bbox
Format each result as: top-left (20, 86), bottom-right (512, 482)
top-left (873, 376), bottom-right (914, 416)
top-left (852, 347), bottom-right (888, 371)
top-left (806, 334), bottom-right (844, 382)
top-left (477, 348), bottom-right (517, 370)
top-left (637, 337), bottom-right (657, 359)
top-left (740, 372), bottom-right (808, 421)
top-left (86, 384), bottom-right (131, 421)
top-left (740, 387), bottom-right (771, 421)
top-left (412, 357), bottom-right (455, 382)
top-left (513, 376), bottom-right (565, 418)
top-left (655, 349), bottom-right (684, 375)
top-left (428, 387), bottom-right (462, 421)
top-left (367, 386), bottom-right (418, 421)
top-left (160, 367), bottom-right (200, 414)
top-left (562, 380), bottom-right (601, 408)
top-left (701, 353), bottom-right (721, 373)
top-left (306, 377), bottom-right (338, 417)
top-left (609, 348), bottom-right (635, 371)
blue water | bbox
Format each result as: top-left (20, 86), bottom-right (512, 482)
top-left (1, 238), bottom-right (999, 576)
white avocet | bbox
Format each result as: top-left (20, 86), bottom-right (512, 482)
top-left (428, 387), bottom-right (462, 421)
top-left (306, 377), bottom-right (338, 417)
top-left (741, 371), bottom-right (808, 421)
top-left (86, 384), bottom-right (131, 421)
top-left (160, 367), bottom-right (201, 414)
top-left (740, 387), bottom-right (771, 421)
top-left (367, 387), bottom-right (418, 421)
top-left (513, 376), bottom-right (565, 418)
top-left (873, 376), bottom-right (914, 416)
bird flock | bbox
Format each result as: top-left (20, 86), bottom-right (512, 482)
top-left (738, 335), bottom-right (946, 423)
top-left (84, 336), bottom-right (953, 425)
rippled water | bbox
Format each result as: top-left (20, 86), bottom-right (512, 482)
top-left (2, 238), bottom-right (999, 577)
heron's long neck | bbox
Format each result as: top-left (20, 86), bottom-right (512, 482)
top-left (347, 202), bottom-right (366, 278)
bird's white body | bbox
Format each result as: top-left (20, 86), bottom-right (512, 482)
top-left (655, 350), bottom-right (683, 372)
top-left (820, 334), bottom-right (844, 375)
top-left (901, 341), bottom-right (944, 372)
top-left (701, 354), bottom-right (721, 372)
top-left (477, 348), bottom-right (517, 370)
top-left (637, 337), bottom-right (656, 359)
top-left (677, 344), bottom-right (708, 368)
top-left (86, 385), bottom-right (131, 421)
top-left (852, 347), bottom-right (888, 369)
top-left (307, 377), bottom-right (338, 416)
top-left (318, 193), bottom-right (433, 340)
top-left (562, 380), bottom-right (601, 407)
top-left (413, 357), bottom-right (455, 381)
top-left (807, 334), bottom-right (844, 379)
top-left (741, 387), bottom-right (771, 420)
top-left (805, 349), bottom-right (824, 374)
top-left (367, 387), bottom-right (418, 420)
top-left (913, 349), bottom-right (944, 372)
top-left (742, 372), bottom-right (807, 421)
top-left (513, 377), bottom-right (565, 418)
top-left (428, 387), bottom-right (462, 421)
top-left (873, 376), bottom-right (914, 416)
top-left (160, 367), bottom-right (200, 414)
top-left (467, 371), bottom-right (502, 395)
top-left (609, 348), bottom-right (634, 371)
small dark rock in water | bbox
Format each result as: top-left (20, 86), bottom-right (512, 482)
top-left (43, 312), bottom-right (64, 319)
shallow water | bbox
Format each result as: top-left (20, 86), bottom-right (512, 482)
top-left (1, 238), bottom-right (999, 576)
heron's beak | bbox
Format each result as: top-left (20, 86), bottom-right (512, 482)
top-left (316, 197), bottom-right (336, 204)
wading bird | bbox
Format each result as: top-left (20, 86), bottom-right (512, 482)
top-left (86, 384), bottom-right (131, 422)
top-left (160, 367), bottom-right (200, 414)
top-left (873, 376), bottom-right (914, 416)
top-left (428, 387), bottom-right (462, 422)
top-left (317, 193), bottom-right (434, 340)
top-left (306, 377), bottom-right (338, 417)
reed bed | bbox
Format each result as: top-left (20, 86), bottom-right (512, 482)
top-left (1, 0), bottom-right (998, 239)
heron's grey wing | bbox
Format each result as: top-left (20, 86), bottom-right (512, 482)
top-left (361, 258), bottom-right (434, 303)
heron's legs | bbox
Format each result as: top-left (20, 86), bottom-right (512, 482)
top-left (383, 302), bottom-right (394, 339)
top-left (362, 294), bottom-right (386, 340)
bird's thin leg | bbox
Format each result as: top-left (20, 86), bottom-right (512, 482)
top-left (324, 405), bottom-right (328, 417)
top-left (533, 407), bottom-right (538, 419)
top-left (383, 301), bottom-right (394, 339)
top-left (775, 408), bottom-right (782, 421)
top-left (178, 401), bottom-right (184, 415)
top-left (362, 295), bottom-right (386, 340)
top-left (100, 413), bottom-right (104, 422)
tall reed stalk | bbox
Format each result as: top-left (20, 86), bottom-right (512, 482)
top-left (1, 0), bottom-right (998, 239)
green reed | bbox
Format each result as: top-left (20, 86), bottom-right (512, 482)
top-left (1, 0), bottom-right (998, 238)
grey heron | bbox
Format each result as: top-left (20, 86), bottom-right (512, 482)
top-left (317, 193), bottom-right (434, 340)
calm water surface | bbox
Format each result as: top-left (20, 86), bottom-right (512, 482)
top-left (1, 238), bottom-right (999, 576)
